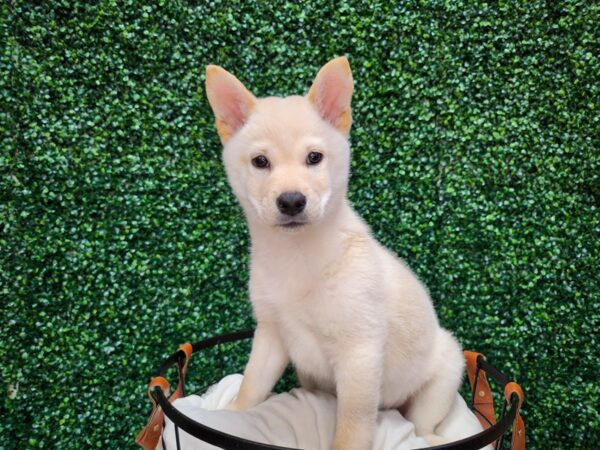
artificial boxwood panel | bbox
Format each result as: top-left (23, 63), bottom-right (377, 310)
top-left (1, 1), bottom-right (599, 449)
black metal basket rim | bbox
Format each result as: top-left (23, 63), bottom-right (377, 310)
top-left (151, 330), bottom-right (520, 450)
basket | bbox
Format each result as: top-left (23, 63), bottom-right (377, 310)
top-left (136, 330), bottom-right (525, 450)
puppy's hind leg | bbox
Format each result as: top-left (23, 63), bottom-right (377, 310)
top-left (404, 329), bottom-right (464, 444)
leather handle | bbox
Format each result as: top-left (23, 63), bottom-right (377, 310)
top-left (464, 351), bottom-right (497, 429)
top-left (135, 377), bottom-right (170, 450)
top-left (172, 343), bottom-right (193, 400)
top-left (136, 343), bottom-right (193, 449)
top-left (505, 382), bottom-right (526, 450)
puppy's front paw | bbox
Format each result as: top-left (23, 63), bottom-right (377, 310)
top-left (224, 398), bottom-right (245, 411)
top-left (424, 434), bottom-right (450, 445)
top-left (331, 441), bottom-right (369, 450)
top-left (331, 435), bottom-right (371, 450)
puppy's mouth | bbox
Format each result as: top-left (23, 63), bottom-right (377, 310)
top-left (277, 219), bottom-right (308, 229)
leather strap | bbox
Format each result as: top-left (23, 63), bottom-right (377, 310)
top-left (172, 343), bottom-right (193, 400)
top-left (136, 343), bottom-right (193, 450)
top-left (136, 377), bottom-right (170, 449)
top-left (505, 382), bottom-right (526, 450)
top-left (464, 351), bottom-right (497, 429)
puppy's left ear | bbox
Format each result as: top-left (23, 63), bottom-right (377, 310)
top-left (307, 56), bottom-right (354, 135)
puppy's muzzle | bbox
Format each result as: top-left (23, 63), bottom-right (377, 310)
top-left (276, 191), bottom-right (306, 217)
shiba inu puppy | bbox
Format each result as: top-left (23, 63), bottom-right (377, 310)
top-left (205, 57), bottom-right (464, 450)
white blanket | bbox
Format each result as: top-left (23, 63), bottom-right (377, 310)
top-left (161, 375), bottom-right (491, 450)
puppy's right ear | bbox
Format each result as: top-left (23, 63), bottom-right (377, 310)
top-left (205, 65), bottom-right (257, 144)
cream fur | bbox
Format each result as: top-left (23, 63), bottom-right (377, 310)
top-left (205, 57), bottom-right (465, 450)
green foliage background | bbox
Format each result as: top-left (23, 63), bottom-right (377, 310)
top-left (1, 1), bottom-right (599, 449)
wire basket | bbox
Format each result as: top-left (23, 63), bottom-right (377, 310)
top-left (137, 330), bottom-right (525, 450)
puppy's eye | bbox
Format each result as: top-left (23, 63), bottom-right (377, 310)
top-left (306, 151), bottom-right (323, 165)
top-left (252, 155), bottom-right (270, 169)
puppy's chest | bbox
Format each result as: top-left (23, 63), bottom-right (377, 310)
top-left (250, 255), bottom-right (334, 312)
top-left (253, 272), bottom-right (333, 329)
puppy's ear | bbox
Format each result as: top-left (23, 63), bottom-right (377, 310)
top-left (205, 65), bottom-right (257, 144)
top-left (307, 57), bottom-right (354, 135)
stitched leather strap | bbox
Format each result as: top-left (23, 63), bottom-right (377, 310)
top-left (464, 351), bottom-right (497, 429)
top-left (505, 382), bottom-right (526, 450)
top-left (136, 343), bottom-right (193, 450)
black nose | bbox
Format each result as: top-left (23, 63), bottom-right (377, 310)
top-left (276, 191), bottom-right (307, 216)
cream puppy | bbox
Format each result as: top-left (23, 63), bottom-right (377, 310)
top-left (205, 57), bottom-right (464, 450)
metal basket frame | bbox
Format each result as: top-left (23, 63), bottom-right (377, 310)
top-left (138, 330), bottom-right (525, 450)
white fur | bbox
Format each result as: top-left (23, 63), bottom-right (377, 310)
top-left (205, 58), bottom-right (465, 450)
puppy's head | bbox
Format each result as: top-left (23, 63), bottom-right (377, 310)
top-left (205, 57), bottom-right (354, 231)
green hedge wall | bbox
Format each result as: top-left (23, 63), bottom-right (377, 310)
top-left (2, 1), bottom-right (599, 449)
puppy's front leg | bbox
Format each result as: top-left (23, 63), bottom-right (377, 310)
top-left (332, 345), bottom-right (383, 450)
top-left (228, 322), bottom-right (289, 410)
